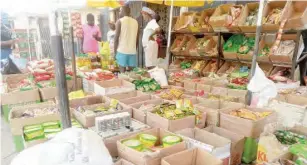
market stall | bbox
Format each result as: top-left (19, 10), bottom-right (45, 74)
top-left (2, 0), bottom-right (307, 165)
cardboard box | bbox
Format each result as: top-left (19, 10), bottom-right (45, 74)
top-left (119, 95), bottom-right (153, 105)
top-left (286, 94), bottom-right (307, 106)
top-left (171, 36), bottom-right (185, 55)
top-left (73, 102), bottom-right (132, 128)
top-left (209, 4), bottom-right (234, 32)
top-left (204, 126), bottom-right (245, 165)
top-left (199, 8), bottom-right (215, 32)
top-left (257, 36), bottom-right (273, 63)
top-left (106, 91), bottom-right (147, 101)
top-left (162, 148), bottom-right (223, 165)
top-left (284, 1), bottom-right (307, 30)
top-left (102, 119), bottom-right (150, 157)
top-left (22, 135), bottom-right (48, 149)
top-left (173, 12), bottom-right (196, 33)
top-left (176, 128), bottom-right (231, 165)
top-left (237, 34), bottom-right (257, 62)
top-left (94, 79), bottom-right (135, 96)
top-left (9, 102), bottom-right (59, 135)
top-left (217, 62), bottom-right (239, 75)
top-left (3, 73), bottom-right (32, 92)
top-left (220, 107), bottom-right (277, 138)
top-left (1, 89), bottom-right (41, 122)
top-left (114, 159), bottom-right (135, 165)
top-left (147, 108), bottom-right (196, 132)
top-left (130, 98), bottom-right (164, 123)
top-left (223, 51), bottom-right (238, 60)
top-left (68, 95), bottom-right (104, 108)
top-left (39, 78), bottom-right (83, 101)
top-left (258, 63), bottom-right (274, 77)
top-left (227, 89), bottom-right (248, 104)
top-left (227, 5), bottom-right (244, 32)
top-left (262, 1), bottom-right (289, 32)
top-left (269, 34), bottom-right (302, 64)
top-left (202, 60), bottom-right (223, 76)
top-left (194, 100), bottom-right (244, 126)
top-left (238, 2), bottom-right (259, 32)
top-left (117, 128), bottom-right (186, 165)
top-left (82, 78), bottom-right (95, 93)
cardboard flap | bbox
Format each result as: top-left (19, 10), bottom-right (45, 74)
top-left (120, 95), bottom-right (152, 105)
top-left (1, 89), bottom-right (40, 105)
top-left (196, 148), bottom-right (223, 165)
top-left (194, 128), bottom-right (231, 147)
top-left (162, 149), bottom-right (195, 165)
top-left (204, 126), bottom-right (245, 143)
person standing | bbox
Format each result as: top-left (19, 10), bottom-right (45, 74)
top-left (81, 13), bottom-right (101, 54)
top-left (107, 22), bottom-right (116, 58)
top-left (141, 7), bottom-right (161, 69)
top-left (114, 5), bottom-right (139, 73)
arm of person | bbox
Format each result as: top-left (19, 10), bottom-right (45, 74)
top-left (0, 40), bottom-right (14, 47)
top-left (114, 20), bottom-right (121, 55)
top-left (93, 26), bottom-right (102, 41)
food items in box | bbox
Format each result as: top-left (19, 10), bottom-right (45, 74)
top-left (79, 69), bottom-right (115, 81)
top-left (259, 44), bottom-right (271, 57)
top-left (196, 38), bottom-right (210, 49)
top-left (274, 130), bottom-right (307, 145)
top-left (228, 5), bottom-right (243, 26)
top-left (228, 66), bottom-right (249, 90)
top-left (223, 34), bottom-right (245, 53)
top-left (229, 108), bottom-right (272, 121)
top-left (68, 90), bottom-right (86, 100)
top-left (122, 139), bottom-right (143, 151)
top-left (289, 144), bottom-right (307, 165)
top-left (162, 135), bottom-right (182, 147)
top-left (18, 107), bottom-right (59, 119)
top-left (264, 8), bottom-right (282, 24)
top-left (238, 37), bottom-right (255, 54)
top-left (269, 69), bottom-right (292, 83)
top-left (8, 77), bottom-right (36, 92)
top-left (160, 88), bottom-right (184, 100)
top-left (275, 40), bottom-right (295, 56)
top-left (192, 61), bottom-right (206, 72)
top-left (180, 61), bottom-right (192, 69)
top-left (245, 8), bottom-right (258, 26)
top-left (209, 61), bottom-right (218, 72)
top-left (132, 78), bottom-right (161, 92)
top-left (77, 100), bottom-right (123, 117)
top-left (24, 124), bottom-right (45, 141)
top-left (133, 67), bottom-right (147, 75)
top-left (139, 134), bottom-right (158, 148)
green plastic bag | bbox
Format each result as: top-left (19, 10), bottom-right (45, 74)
top-left (242, 137), bottom-right (258, 164)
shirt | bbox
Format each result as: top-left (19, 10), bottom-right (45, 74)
top-left (142, 19), bottom-right (159, 48)
top-left (117, 16), bottom-right (138, 55)
top-left (82, 24), bottom-right (101, 53)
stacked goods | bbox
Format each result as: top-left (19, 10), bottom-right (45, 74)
top-left (79, 69), bottom-right (115, 81)
top-left (223, 34), bottom-right (245, 59)
top-left (228, 5), bottom-right (244, 28)
top-left (263, 8), bottom-right (283, 25)
top-left (71, 12), bottom-right (82, 38)
top-left (132, 78), bottom-right (161, 92)
top-left (269, 68), bottom-right (292, 83)
top-left (245, 8), bottom-right (258, 26)
top-left (229, 108), bottom-right (272, 121)
top-left (27, 59), bottom-right (54, 82)
top-left (75, 100), bottom-right (123, 117)
top-left (190, 37), bottom-right (217, 56)
top-left (76, 54), bottom-right (91, 69)
top-left (228, 66), bottom-right (249, 90)
top-left (117, 128), bottom-right (185, 165)
top-left (158, 87), bottom-right (193, 101)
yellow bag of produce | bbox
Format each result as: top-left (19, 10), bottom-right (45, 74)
top-left (68, 90), bottom-right (85, 100)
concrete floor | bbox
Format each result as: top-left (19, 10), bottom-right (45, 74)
top-left (1, 117), bottom-right (17, 165)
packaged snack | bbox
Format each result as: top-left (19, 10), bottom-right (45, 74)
top-left (139, 134), bottom-right (158, 148)
top-left (162, 135), bottom-right (182, 147)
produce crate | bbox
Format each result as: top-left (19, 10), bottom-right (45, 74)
top-left (176, 128), bottom-right (231, 165)
top-left (162, 148), bottom-right (223, 165)
top-left (238, 2), bottom-right (259, 32)
top-left (117, 128), bottom-right (186, 165)
top-left (262, 1), bottom-right (289, 32)
top-left (284, 1), bottom-right (307, 30)
top-left (178, 35), bottom-right (197, 56)
top-left (209, 4), bottom-right (234, 32)
top-left (173, 12), bottom-right (196, 33)
top-left (237, 34), bottom-right (257, 62)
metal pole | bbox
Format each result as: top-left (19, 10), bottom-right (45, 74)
top-left (49, 11), bottom-right (71, 128)
top-left (165, 0), bottom-right (174, 69)
top-left (290, 30), bottom-right (302, 80)
top-left (246, 0), bottom-right (265, 105)
top-left (70, 26), bottom-right (77, 90)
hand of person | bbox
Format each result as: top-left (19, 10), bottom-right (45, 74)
top-left (92, 32), bottom-right (98, 39)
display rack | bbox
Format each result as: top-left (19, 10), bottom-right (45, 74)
top-left (170, 29), bottom-right (307, 81)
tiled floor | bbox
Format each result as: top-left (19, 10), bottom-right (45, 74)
top-left (1, 117), bottom-right (17, 165)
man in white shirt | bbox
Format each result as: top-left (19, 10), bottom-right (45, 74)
top-left (107, 22), bottom-right (115, 58)
top-left (114, 6), bottom-right (139, 73)
top-left (141, 7), bottom-right (160, 68)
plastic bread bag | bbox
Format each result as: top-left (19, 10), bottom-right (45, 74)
top-left (247, 63), bottom-right (277, 108)
top-left (10, 128), bottom-right (113, 165)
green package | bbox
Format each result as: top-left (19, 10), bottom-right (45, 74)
top-left (223, 34), bottom-right (245, 52)
top-left (24, 124), bottom-right (45, 141)
top-left (44, 128), bottom-right (62, 134)
top-left (42, 121), bottom-right (60, 129)
top-left (242, 137), bottom-right (258, 164)
top-left (289, 144), bottom-right (307, 165)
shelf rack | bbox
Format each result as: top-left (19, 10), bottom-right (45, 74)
top-left (170, 30), bottom-right (307, 81)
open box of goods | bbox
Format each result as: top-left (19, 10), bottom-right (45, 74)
top-left (256, 123), bottom-right (307, 165)
top-left (162, 148), bottom-right (223, 165)
top-left (259, 63), bottom-right (274, 77)
top-left (80, 69), bottom-right (115, 92)
top-left (223, 34), bottom-right (245, 60)
top-left (209, 4), bottom-right (234, 32)
top-left (89, 112), bottom-right (150, 157)
top-left (237, 34), bottom-right (256, 62)
top-left (238, 2), bottom-right (259, 32)
top-left (3, 73), bottom-right (35, 92)
top-left (73, 99), bottom-right (132, 128)
top-left (228, 65), bottom-right (250, 90)
top-left (175, 35), bottom-right (197, 56)
top-left (176, 128), bottom-right (231, 165)
top-left (106, 91), bottom-right (147, 101)
top-left (227, 5), bottom-right (244, 32)
top-left (256, 35), bottom-right (274, 63)
top-left (262, 1), bottom-right (289, 32)
top-left (155, 86), bottom-right (195, 101)
top-left (117, 128), bottom-right (185, 165)
top-left (269, 67), bottom-right (293, 86)
top-left (201, 60), bottom-right (223, 76)
top-left (169, 59), bottom-right (183, 73)
top-left (194, 99), bottom-right (244, 126)
top-left (27, 59), bottom-right (55, 82)
top-left (190, 36), bottom-right (218, 57)
top-left (129, 98), bottom-right (165, 124)
top-left (118, 68), bottom-right (148, 82)
top-left (170, 36), bottom-right (184, 55)
top-left (22, 119), bottom-right (82, 148)
top-left (146, 99), bottom-right (206, 131)
top-left (217, 62), bottom-right (239, 76)
top-left (94, 79), bottom-right (135, 96)
top-left (284, 1), bottom-right (307, 30)
top-left (1, 88), bottom-right (41, 122)
top-left (9, 102), bottom-right (57, 135)
top-left (66, 90), bottom-right (103, 108)
top-left (199, 8), bottom-right (215, 32)
top-left (132, 78), bottom-right (161, 93)
top-left (204, 126), bottom-right (245, 165)
top-left (269, 34), bottom-right (300, 64)
top-left (173, 12), bottom-right (201, 33)
top-left (114, 159), bottom-right (135, 165)
top-left (120, 94), bottom-right (158, 106)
